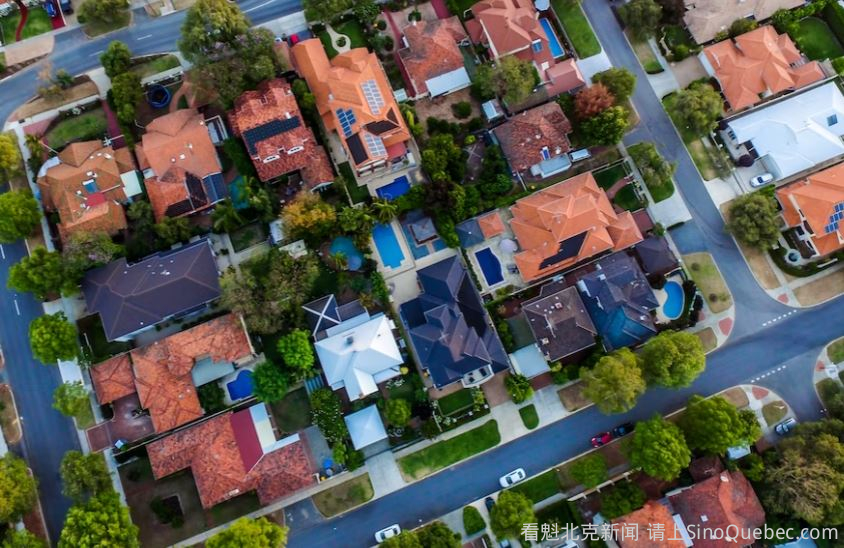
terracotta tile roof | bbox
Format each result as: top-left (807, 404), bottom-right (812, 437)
top-left (669, 471), bottom-right (765, 548)
top-left (291, 40), bottom-right (411, 172)
top-left (684, 0), bottom-right (804, 44)
top-left (546, 58), bottom-right (586, 95)
top-left (147, 409), bottom-right (315, 508)
top-left (397, 17), bottom-right (468, 97)
top-left (470, 0), bottom-right (550, 64)
top-left (777, 161), bottom-right (844, 256)
top-left (613, 501), bottom-right (687, 548)
top-left (494, 102), bottom-right (572, 173)
top-left (90, 354), bottom-right (135, 404)
top-left (509, 172), bottom-right (643, 282)
top-left (478, 211), bottom-right (506, 238)
top-left (703, 26), bottom-right (824, 111)
top-left (228, 79), bottom-right (334, 188)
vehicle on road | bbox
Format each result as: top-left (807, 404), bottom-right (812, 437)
top-left (750, 173), bottom-right (774, 188)
top-left (775, 417), bottom-right (797, 435)
top-left (499, 468), bottom-right (526, 488)
top-left (612, 422), bottom-right (635, 437)
top-left (375, 524), bottom-right (401, 543)
top-left (59, 0), bottom-right (72, 13)
top-left (484, 496), bottom-right (495, 512)
top-left (591, 431), bottom-right (613, 447)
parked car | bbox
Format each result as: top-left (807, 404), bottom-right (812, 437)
top-left (374, 524), bottom-right (401, 543)
top-left (59, 0), bottom-right (72, 14)
top-left (775, 417), bottom-right (797, 435)
top-left (591, 431), bottom-right (613, 447)
top-left (499, 468), bottom-right (526, 488)
top-left (612, 422), bottom-right (635, 438)
top-left (750, 173), bottom-right (774, 188)
top-left (43, 0), bottom-right (56, 17)
top-left (484, 496), bottom-right (495, 512)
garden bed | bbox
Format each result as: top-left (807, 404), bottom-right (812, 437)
top-left (45, 109), bottom-right (108, 150)
top-left (551, 0), bottom-right (601, 58)
top-left (398, 420), bottom-right (500, 480)
top-left (0, 385), bottom-right (21, 444)
top-left (312, 474), bottom-right (374, 517)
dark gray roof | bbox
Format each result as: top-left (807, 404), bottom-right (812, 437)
top-left (302, 294), bottom-right (367, 339)
top-left (456, 219), bottom-right (485, 247)
top-left (409, 216), bottom-right (437, 243)
top-left (633, 236), bottom-right (679, 277)
top-left (82, 239), bottom-right (221, 341)
top-left (523, 282), bottom-right (596, 362)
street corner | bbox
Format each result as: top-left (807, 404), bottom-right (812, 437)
top-left (719, 384), bottom-right (794, 440)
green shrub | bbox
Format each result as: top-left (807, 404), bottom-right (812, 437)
top-left (463, 506), bottom-right (486, 535)
top-left (826, 2), bottom-right (844, 43)
top-left (833, 56), bottom-right (844, 75)
top-left (451, 101), bottom-right (472, 119)
top-left (197, 382), bottom-right (226, 413)
top-left (505, 374), bottom-right (534, 404)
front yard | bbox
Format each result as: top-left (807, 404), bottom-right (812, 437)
top-left (509, 469), bottom-right (561, 503)
top-left (312, 474), bottom-right (374, 517)
top-left (551, 0), bottom-right (601, 58)
top-left (829, 337), bottom-right (844, 364)
top-left (131, 54), bottom-right (181, 79)
top-left (683, 252), bottom-right (733, 314)
top-left (317, 19), bottom-right (368, 59)
top-left (46, 109), bottom-right (109, 150)
top-left (82, 10), bottom-right (131, 37)
top-left (398, 420), bottom-right (500, 481)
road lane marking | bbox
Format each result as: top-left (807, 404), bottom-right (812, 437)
top-left (244, 0), bottom-right (274, 12)
top-left (750, 364), bottom-right (788, 383)
top-left (0, 245), bottom-right (5, 259)
top-left (137, 34), bottom-right (152, 40)
top-left (89, 50), bottom-right (104, 57)
top-left (762, 310), bottom-right (798, 326)
top-left (13, 300), bottom-right (19, 316)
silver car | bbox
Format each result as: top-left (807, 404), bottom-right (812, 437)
top-left (750, 173), bottom-right (774, 187)
top-left (374, 524), bottom-right (401, 543)
top-left (775, 417), bottom-right (797, 435)
top-left (499, 468), bottom-right (527, 488)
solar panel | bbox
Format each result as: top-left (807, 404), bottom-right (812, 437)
top-left (361, 80), bottom-right (385, 115)
top-left (185, 172), bottom-right (208, 208)
top-left (202, 173), bottom-right (228, 203)
top-left (165, 199), bottom-right (195, 217)
top-left (538, 232), bottom-right (588, 270)
top-left (336, 109), bottom-right (357, 137)
top-left (242, 118), bottom-right (302, 155)
top-left (363, 132), bottom-right (386, 157)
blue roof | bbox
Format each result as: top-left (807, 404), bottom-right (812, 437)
top-left (456, 219), bottom-right (485, 247)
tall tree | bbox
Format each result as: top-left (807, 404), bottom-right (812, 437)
top-left (212, 199), bottom-right (245, 234)
top-left (154, 216), bottom-right (193, 247)
top-left (580, 106), bottom-right (629, 146)
top-left (420, 133), bottom-right (465, 183)
top-left (627, 415), bottom-right (691, 480)
top-left (77, 0), bottom-right (129, 27)
top-left (380, 532), bottom-right (422, 548)
top-left (276, 329), bottom-right (315, 380)
top-left (253, 361), bottom-right (289, 403)
top-left (574, 83), bottom-right (615, 120)
top-left (371, 199), bottom-right (398, 224)
top-left (592, 68), bottom-right (637, 103)
top-left (0, 133), bottom-right (22, 178)
top-left (496, 56), bottom-right (538, 105)
top-left (679, 395), bottom-right (761, 455)
top-left (62, 231), bottom-right (124, 279)
top-left (489, 490), bottom-right (536, 541)
top-left (8, 247), bottom-right (75, 299)
top-left (0, 454), bottom-right (37, 523)
top-left (726, 192), bottom-right (781, 250)
top-left (416, 521), bottom-right (461, 548)
top-left (470, 63), bottom-right (497, 101)
top-left (59, 491), bottom-right (139, 548)
top-left (600, 481), bottom-right (647, 519)
top-left (621, 0), bottom-right (663, 40)
top-left (0, 190), bottom-right (41, 243)
top-left (100, 41), bottom-right (132, 78)
top-left (280, 193), bottom-right (337, 243)
top-left (52, 382), bottom-right (90, 420)
top-left (206, 517), bottom-right (288, 548)
top-left (178, 0), bottom-right (250, 63)
top-left (580, 348), bottom-right (646, 414)
top-left (303, 0), bottom-right (352, 23)
top-left (3, 529), bottom-right (46, 548)
top-left (59, 451), bottom-right (112, 503)
top-left (29, 312), bottom-right (78, 364)
top-left (670, 83), bottom-right (723, 136)
top-left (111, 72), bottom-right (142, 125)
top-left (384, 398), bottom-right (412, 427)
top-left (640, 330), bottom-right (706, 388)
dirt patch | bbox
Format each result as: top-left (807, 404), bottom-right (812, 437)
top-left (11, 79), bottom-right (99, 121)
top-left (671, 56), bottom-right (708, 89)
top-left (0, 385), bottom-right (22, 445)
top-left (413, 88), bottom-right (480, 138)
top-left (558, 382), bottom-right (590, 412)
top-left (694, 327), bottom-right (717, 353)
top-left (795, 268), bottom-right (844, 306)
top-left (719, 386), bottom-right (749, 408)
top-left (751, 386), bottom-right (769, 399)
top-left (683, 252), bottom-right (733, 313)
top-left (738, 242), bottom-right (780, 290)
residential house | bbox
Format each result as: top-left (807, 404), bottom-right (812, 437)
top-left (700, 26), bottom-right (825, 111)
top-left (494, 102), bottom-right (573, 178)
top-left (400, 256), bottom-right (509, 389)
top-left (135, 109), bottom-right (227, 221)
top-left (575, 252), bottom-right (658, 351)
top-left (509, 172), bottom-right (644, 283)
top-left (82, 239), bottom-right (220, 341)
top-left (291, 40), bottom-right (413, 178)
top-left (397, 17), bottom-right (471, 99)
top-left (522, 281), bottom-right (596, 363)
top-left (304, 295), bottom-right (402, 401)
top-left (724, 82), bottom-right (844, 181)
top-left (683, 0), bottom-right (804, 44)
top-left (777, 161), bottom-right (844, 257)
top-left (612, 500), bottom-right (690, 548)
top-left (36, 141), bottom-right (141, 242)
top-left (228, 79), bottom-right (334, 189)
top-left (633, 235), bottom-right (680, 282)
top-left (345, 405), bottom-right (389, 454)
top-left (146, 403), bottom-right (314, 508)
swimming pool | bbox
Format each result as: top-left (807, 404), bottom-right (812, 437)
top-left (539, 18), bottom-right (564, 58)
top-left (376, 176), bottom-right (411, 201)
top-left (329, 236), bottom-right (364, 271)
top-left (475, 248), bottom-right (503, 287)
top-left (226, 370), bottom-right (254, 401)
top-left (662, 280), bottom-right (685, 320)
top-left (372, 223), bottom-right (406, 269)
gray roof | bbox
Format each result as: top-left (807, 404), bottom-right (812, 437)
top-left (634, 236), bottom-right (679, 277)
top-left (522, 281), bottom-right (596, 362)
top-left (82, 239), bottom-right (220, 341)
top-left (456, 219), bottom-right (485, 247)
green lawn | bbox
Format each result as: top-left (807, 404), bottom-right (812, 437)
top-left (131, 54), bottom-right (181, 79)
top-left (551, 0), bottom-right (601, 58)
top-left (594, 164), bottom-right (627, 190)
top-left (318, 20), bottom-right (368, 59)
top-left (76, 401), bottom-right (95, 429)
top-left (509, 470), bottom-right (561, 503)
top-left (792, 18), bottom-right (844, 60)
top-left (398, 421), bottom-right (500, 480)
top-left (762, 401), bottom-right (787, 426)
top-left (436, 388), bottom-right (474, 416)
top-left (312, 474), bottom-right (374, 517)
top-left (683, 252), bottom-right (733, 314)
top-left (519, 404), bottom-right (539, 430)
top-left (46, 111), bottom-right (108, 150)
top-left (83, 10), bottom-right (131, 38)
top-left (0, 8), bottom-right (52, 45)
top-left (536, 499), bottom-right (578, 528)
top-left (829, 337), bottom-right (844, 364)
top-left (270, 388), bottom-right (312, 433)
top-left (612, 184), bottom-right (645, 211)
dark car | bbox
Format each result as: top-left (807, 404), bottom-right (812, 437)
top-left (591, 432), bottom-right (612, 447)
top-left (485, 497), bottom-right (495, 512)
top-left (612, 422), bottom-right (635, 438)
top-left (59, 0), bottom-right (73, 14)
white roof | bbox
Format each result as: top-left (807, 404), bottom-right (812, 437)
top-left (727, 83), bottom-right (844, 180)
top-left (509, 344), bottom-right (549, 378)
top-left (314, 313), bottom-right (403, 401)
top-left (345, 405), bottom-right (388, 450)
top-left (426, 67), bottom-right (471, 98)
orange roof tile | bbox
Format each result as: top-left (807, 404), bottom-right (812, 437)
top-left (546, 58), bottom-right (587, 95)
top-left (703, 26), bottom-right (824, 111)
top-left (471, 0), bottom-right (550, 64)
top-left (494, 102), bottom-right (572, 173)
top-left (613, 501), bottom-right (687, 548)
top-left (57, 197), bottom-right (128, 242)
top-left (777, 161), bottom-right (844, 256)
top-left (397, 17), bottom-right (468, 97)
top-left (510, 172), bottom-right (643, 282)
top-left (479, 211), bottom-right (506, 238)
top-left (90, 354), bottom-right (135, 404)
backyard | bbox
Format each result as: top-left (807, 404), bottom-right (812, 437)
top-left (550, 0), bottom-right (601, 58)
top-left (612, 184), bottom-right (645, 211)
top-left (46, 110), bottom-right (109, 150)
top-left (312, 474), bottom-right (374, 517)
top-left (683, 252), bottom-right (733, 314)
top-left (791, 18), bottom-right (844, 61)
top-left (270, 388), bottom-right (312, 434)
top-left (398, 420), bottom-right (500, 480)
top-left (229, 221), bottom-right (269, 252)
top-left (0, 8), bottom-right (52, 45)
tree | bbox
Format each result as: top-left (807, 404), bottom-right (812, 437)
top-left (154, 216), bottom-right (193, 247)
top-left (0, 190), bottom-right (40, 243)
top-left (111, 72), bottom-right (142, 125)
top-left (385, 398), bottom-right (412, 426)
top-left (100, 41), bottom-right (132, 78)
top-left (628, 142), bottom-right (676, 196)
top-left (59, 451), bottom-right (112, 504)
top-left (29, 312), bottom-right (78, 364)
top-left (670, 83), bottom-right (723, 136)
top-left (338, 206), bottom-right (375, 238)
top-left (353, 0), bottom-right (379, 24)
top-left (627, 415), bottom-right (691, 480)
top-left (212, 199), bottom-right (245, 234)
top-left (206, 517), bottom-right (288, 548)
top-left (303, 0), bottom-right (352, 23)
top-left (253, 361), bottom-right (289, 403)
top-left (310, 388), bottom-right (348, 445)
top-left (600, 481), bottom-right (647, 519)
top-left (0, 133), bottom-right (22, 178)
top-left (580, 106), bottom-right (629, 146)
top-left (59, 491), bottom-right (139, 548)
top-left (640, 330), bottom-right (705, 388)
top-left (416, 521), bottom-right (461, 548)
top-left (470, 63), bottom-right (497, 101)
top-left (496, 56), bottom-right (538, 105)
top-left (726, 192), bottom-right (781, 249)
top-left (679, 395), bottom-right (761, 455)
top-left (570, 453), bottom-right (608, 488)
top-left (178, 0), bottom-right (250, 62)
top-left (62, 231), bottom-right (124, 279)
top-left (729, 17), bottom-right (758, 37)
top-left (621, 0), bottom-right (663, 40)
top-left (421, 133), bottom-right (465, 183)
top-left (277, 329), bottom-right (315, 380)
top-left (52, 382), bottom-right (90, 419)
top-left (380, 532), bottom-right (422, 548)
top-left (592, 68), bottom-right (636, 103)
top-left (280, 193), bottom-right (337, 242)
top-left (371, 199), bottom-right (398, 224)
top-left (574, 83), bottom-right (615, 120)
top-left (580, 348), bottom-right (645, 414)
top-left (3, 530), bottom-right (46, 548)
top-left (8, 247), bottom-right (75, 299)
top-left (0, 454), bottom-right (37, 523)
top-left (489, 490), bottom-right (536, 540)
top-left (505, 373), bottom-right (534, 404)
top-left (77, 0), bottom-right (129, 26)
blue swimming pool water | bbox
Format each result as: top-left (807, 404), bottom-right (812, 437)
top-left (226, 370), bottom-right (254, 400)
top-left (539, 18), bottom-right (564, 58)
top-left (475, 248), bottom-right (503, 286)
top-left (662, 280), bottom-right (685, 320)
top-left (376, 176), bottom-right (411, 201)
top-left (372, 223), bottom-right (405, 269)
top-left (329, 236), bottom-right (364, 271)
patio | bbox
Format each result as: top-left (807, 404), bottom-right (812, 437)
top-left (86, 393), bottom-right (154, 452)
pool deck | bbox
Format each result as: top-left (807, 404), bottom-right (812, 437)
top-left (372, 219), bottom-right (417, 280)
top-left (654, 272), bottom-right (686, 323)
top-left (221, 364), bottom-right (257, 406)
top-left (462, 210), bottom-right (527, 294)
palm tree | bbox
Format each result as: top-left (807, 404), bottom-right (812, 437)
top-left (332, 251), bottom-right (349, 271)
top-left (212, 200), bottom-right (244, 234)
top-left (24, 134), bottom-right (44, 158)
top-left (370, 199), bottom-right (398, 224)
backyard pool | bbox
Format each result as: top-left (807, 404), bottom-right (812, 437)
top-left (376, 176), bottom-right (411, 201)
top-left (662, 280), bottom-right (685, 320)
top-left (329, 236), bottom-right (364, 270)
top-left (539, 18), bottom-right (564, 58)
top-left (372, 223), bottom-right (406, 269)
top-left (475, 248), bottom-right (503, 287)
top-left (226, 370), bottom-right (254, 400)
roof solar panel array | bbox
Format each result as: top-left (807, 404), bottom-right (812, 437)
top-left (363, 132), bottom-right (386, 158)
top-left (337, 109), bottom-right (357, 137)
top-left (361, 80), bottom-right (385, 115)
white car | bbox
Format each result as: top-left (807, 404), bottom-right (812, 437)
top-left (375, 524), bottom-right (401, 543)
top-left (750, 173), bottom-right (774, 187)
top-left (499, 468), bottom-right (527, 488)
top-left (775, 417), bottom-right (797, 435)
